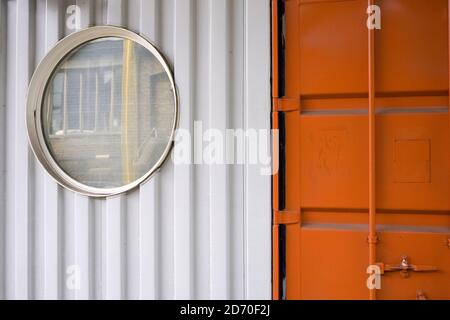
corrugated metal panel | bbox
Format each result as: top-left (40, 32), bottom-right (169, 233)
top-left (0, 0), bottom-right (271, 299)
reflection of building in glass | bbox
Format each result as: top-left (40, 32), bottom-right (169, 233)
top-left (43, 38), bottom-right (175, 188)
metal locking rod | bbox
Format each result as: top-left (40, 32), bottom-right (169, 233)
top-left (377, 256), bottom-right (437, 278)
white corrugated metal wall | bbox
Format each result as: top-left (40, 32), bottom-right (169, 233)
top-left (0, 0), bottom-right (271, 299)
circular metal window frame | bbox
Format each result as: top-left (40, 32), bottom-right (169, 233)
top-left (26, 26), bottom-right (178, 198)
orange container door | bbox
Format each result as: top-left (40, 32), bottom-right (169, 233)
top-left (272, 0), bottom-right (450, 300)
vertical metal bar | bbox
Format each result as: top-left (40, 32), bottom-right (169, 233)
top-left (140, 0), bottom-right (159, 43)
top-left (73, 194), bottom-right (93, 299)
top-left (138, 0), bottom-right (160, 300)
top-left (95, 0), bottom-right (105, 25)
top-left (4, 0), bottom-right (34, 299)
top-left (0, 0), bottom-right (6, 300)
top-left (229, 0), bottom-right (246, 299)
top-left (14, 0), bottom-right (33, 299)
top-left (76, 0), bottom-right (95, 29)
top-left (191, 0), bottom-right (209, 299)
top-left (104, 196), bottom-right (126, 299)
top-left (104, 0), bottom-right (127, 300)
top-left (138, 174), bottom-right (159, 299)
top-left (73, 0), bottom-right (95, 300)
top-left (272, 93), bottom-right (280, 301)
top-left (156, 0), bottom-right (176, 300)
top-left (368, 0), bottom-right (377, 301)
top-left (106, 0), bottom-right (127, 27)
top-left (43, 0), bottom-right (64, 300)
top-left (210, 0), bottom-right (230, 299)
top-left (122, 1), bottom-right (146, 301)
top-left (244, 0), bottom-right (272, 299)
top-left (173, 0), bottom-right (194, 299)
top-left (4, 0), bottom-right (15, 297)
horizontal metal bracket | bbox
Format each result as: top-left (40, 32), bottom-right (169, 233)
top-left (273, 209), bottom-right (300, 225)
top-left (273, 97), bottom-right (300, 112)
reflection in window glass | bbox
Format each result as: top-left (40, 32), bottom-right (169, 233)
top-left (42, 37), bottom-right (176, 189)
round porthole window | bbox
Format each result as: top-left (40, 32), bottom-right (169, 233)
top-left (27, 26), bottom-right (178, 197)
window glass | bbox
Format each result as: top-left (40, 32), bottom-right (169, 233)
top-left (42, 37), bottom-right (176, 189)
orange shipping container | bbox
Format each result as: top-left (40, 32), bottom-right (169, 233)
top-left (272, 0), bottom-right (450, 300)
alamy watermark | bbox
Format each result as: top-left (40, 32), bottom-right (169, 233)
top-left (66, 264), bottom-right (81, 291)
top-left (367, 5), bottom-right (381, 30)
top-left (172, 121), bottom-right (279, 176)
top-left (366, 264), bottom-right (382, 290)
top-left (66, 5), bottom-right (81, 31)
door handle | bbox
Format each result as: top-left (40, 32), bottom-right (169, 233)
top-left (377, 256), bottom-right (437, 278)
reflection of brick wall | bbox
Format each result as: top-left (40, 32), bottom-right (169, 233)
top-left (150, 72), bottom-right (175, 140)
top-left (49, 134), bottom-right (123, 188)
top-left (132, 49), bottom-right (175, 173)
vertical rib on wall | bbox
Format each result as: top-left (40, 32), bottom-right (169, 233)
top-left (0, 0), bottom-right (6, 300)
top-left (0, 0), bottom-right (271, 300)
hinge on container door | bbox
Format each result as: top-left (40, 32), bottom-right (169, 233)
top-left (273, 97), bottom-right (301, 112)
top-left (273, 209), bottom-right (300, 225)
top-left (367, 234), bottom-right (379, 244)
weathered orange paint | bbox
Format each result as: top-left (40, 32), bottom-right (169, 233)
top-left (273, 0), bottom-right (450, 300)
